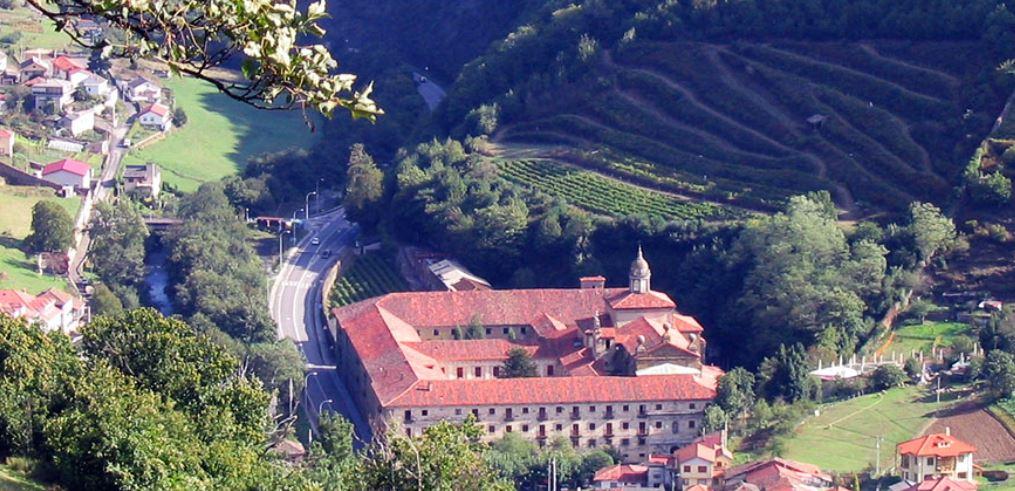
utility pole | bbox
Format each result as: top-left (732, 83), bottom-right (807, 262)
top-left (305, 192), bottom-right (316, 221)
top-left (875, 436), bottom-right (882, 476)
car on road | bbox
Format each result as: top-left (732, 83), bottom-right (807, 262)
top-left (321, 250), bottom-right (331, 258)
top-left (311, 237), bottom-right (320, 246)
top-left (120, 138), bottom-right (131, 148)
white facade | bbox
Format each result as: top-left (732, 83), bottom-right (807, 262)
top-left (61, 110), bottom-right (95, 136)
top-left (138, 109), bottom-right (171, 130)
top-left (43, 168), bottom-right (91, 189)
top-left (899, 452), bottom-right (975, 483)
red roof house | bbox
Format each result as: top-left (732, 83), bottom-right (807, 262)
top-left (897, 431), bottom-right (976, 484)
top-left (41, 158), bottom-right (91, 189)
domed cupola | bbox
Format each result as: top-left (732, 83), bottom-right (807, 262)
top-left (629, 246), bottom-right (651, 293)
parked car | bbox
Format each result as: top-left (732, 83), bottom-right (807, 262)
top-left (321, 250), bottom-right (331, 258)
top-left (120, 138), bottom-right (131, 148)
top-left (311, 237), bottom-right (320, 246)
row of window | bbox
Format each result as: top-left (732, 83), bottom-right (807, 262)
top-left (404, 402), bottom-right (699, 421)
top-left (421, 326), bottom-right (530, 338)
top-left (453, 364), bottom-right (555, 379)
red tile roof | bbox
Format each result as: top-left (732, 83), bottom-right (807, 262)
top-left (897, 433), bottom-right (976, 458)
top-left (725, 458), bottom-right (834, 491)
top-left (907, 477), bottom-right (977, 491)
top-left (52, 56), bottom-right (85, 72)
top-left (386, 374), bottom-right (716, 408)
top-left (43, 158), bottom-right (90, 177)
top-left (142, 103), bottom-right (170, 117)
top-left (406, 339), bottom-right (536, 362)
top-left (0, 128), bottom-right (12, 139)
top-left (593, 464), bottom-right (648, 484)
top-left (608, 290), bottom-right (676, 310)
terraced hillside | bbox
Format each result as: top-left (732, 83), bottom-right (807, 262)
top-left (495, 41), bottom-right (1000, 215)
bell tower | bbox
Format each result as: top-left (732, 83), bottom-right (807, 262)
top-left (629, 246), bottom-right (651, 294)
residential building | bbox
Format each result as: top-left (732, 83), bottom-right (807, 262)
top-left (675, 432), bottom-right (733, 489)
top-left (52, 55), bottom-right (87, 80)
top-left (19, 57), bottom-right (52, 81)
top-left (897, 431), bottom-right (976, 484)
top-left (0, 288), bottom-right (84, 334)
top-left (30, 78), bottom-right (73, 112)
top-left (81, 73), bottom-right (111, 96)
top-left (41, 158), bottom-right (91, 189)
top-left (59, 110), bottom-right (95, 137)
top-left (122, 163), bottom-right (162, 198)
top-left (73, 19), bottom-right (104, 43)
top-left (891, 477), bottom-right (977, 491)
top-left (138, 103), bottom-right (172, 131)
top-left (0, 51), bottom-right (7, 73)
top-left (0, 128), bottom-right (14, 157)
top-left (723, 458), bottom-right (839, 491)
top-left (593, 464), bottom-right (652, 489)
top-left (125, 77), bottom-right (161, 102)
top-left (331, 249), bottom-right (722, 461)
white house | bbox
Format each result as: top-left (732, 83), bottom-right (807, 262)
top-left (125, 77), bottom-right (161, 102)
top-left (52, 55), bottom-right (87, 80)
top-left (41, 158), bottom-right (91, 189)
top-left (897, 431), bottom-right (976, 484)
top-left (0, 288), bottom-right (85, 335)
top-left (0, 51), bottom-right (7, 73)
top-left (138, 103), bottom-right (172, 131)
top-left (59, 110), bottom-right (95, 137)
top-left (67, 69), bottom-right (90, 88)
top-left (19, 57), bottom-right (52, 82)
top-left (81, 73), bottom-right (110, 96)
top-left (30, 78), bottom-right (73, 112)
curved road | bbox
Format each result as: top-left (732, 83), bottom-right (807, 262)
top-left (269, 209), bottom-right (371, 444)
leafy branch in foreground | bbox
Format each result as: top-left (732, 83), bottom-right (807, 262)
top-left (25, 0), bottom-right (382, 119)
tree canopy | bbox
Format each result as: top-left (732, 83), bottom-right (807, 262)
top-left (25, 201), bottom-right (74, 253)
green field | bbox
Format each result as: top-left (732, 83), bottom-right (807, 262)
top-left (329, 252), bottom-right (408, 307)
top-left (126, 76), bottom-right (320, 192)
top-left (496, 158), bottom-right (743, 221)
top-left (780, 386), bottom-right (950, 472)
top-left (0, 185), bottom-right (79, 294)
top-left (882, 321), bottom-right (971, 357)
top-left (0, 6), bottom-right (71, 51)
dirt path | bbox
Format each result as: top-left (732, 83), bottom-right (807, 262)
top-left (925, 401), bottom-right (1015, 464)
top-left (754, 45), bottom-right (950, 105)
top-left (858, 44), bottom-right (961, 87)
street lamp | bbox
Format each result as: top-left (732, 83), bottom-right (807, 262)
top-left (318, 399), bottom-right (333, 415)
top-left (277, 229), bottom-right (290, 266)
top-left (291, 209), bottom-right (302, 241)
top-left (305, 192), bottom-right (316, 221)
top-left (315, 178), bottom-right (324, 212)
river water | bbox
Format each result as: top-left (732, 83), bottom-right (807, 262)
top-left (143, 241), bottom-right (174, 316)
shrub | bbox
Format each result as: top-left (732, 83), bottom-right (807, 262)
top-left (870, 365), bottom-right (907, 391)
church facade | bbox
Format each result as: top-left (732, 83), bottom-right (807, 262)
top-left (329, 249), bottom-right (723, 461)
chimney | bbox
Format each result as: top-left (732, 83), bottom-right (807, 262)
top-left (580, 276), bottom-right (605, 290)
top-left (945, 427), bottom-right (950, 436)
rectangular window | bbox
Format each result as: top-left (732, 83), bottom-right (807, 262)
top-left (555, 424), bottom-right (563, 431)
top-left (656, 404), bottom-right (663, 410)
top-left (689, 420), bottom-right (696, 428)
top-left (456, 367), bottom-right (464, 379)
top-left (455, 408), bottom-right (462, 416)
top-left (623, 405), bottom-right (629, 412)
top-left (589, 423), bottom-right (596, 431)
top-left (588, 439), bottom-right (596, 447)
top-left (522, 425), bottom-right (529, 432)
top-left (556, 406), bottom-right (563, 413)
top-left (472, 409), bottom-right (479, 417)
top-left (522, 407), bottom-right (529, 414)
top-left (521, 327), bottom-right (527, 335)
top-left (404, 410), bottom-right (411, 422)
top-left (503, 327), bottom-right (510, 335)
top-left (621, 438), bottom-right (630, 446)
top-left (506, 425), bottom-right (513, 433)
top-left (698, 466), bottom-right (707, 473)
top-left (474, 367), bottom-right (482, 377)
top-left (655, 421), bottom-right (662, 429)
top-left (493, 367), bottom-right (501, 377)
top-left (488, 425), bottom-right (495, 433)
top-left (485, 328), bottom-right (492, 335)
top-left (683, 465), bottom-right (691, 473)
top-left (421, 410), bottom-right (428, 417)
top-left (546, 365), bottom-right (554, 376)
top-left (489, 408), bottom-right (496, 415)
top-left (590, 406), bottom-right (596, 412)
top-left (689, 403), bottom-right (696, 409)
top-left (622, 422), bottom-right (630, 430)
top-left (406, 428), bottom-right (412, 437)
top-left (433, 329), bottom-right (439, 336)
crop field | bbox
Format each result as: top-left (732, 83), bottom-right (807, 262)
top-left (780, 386), bottom-right (951, 472)
top-left (329, 252), bottom-right (408, 307)
top-left (496, 41), bottom-right (1001, 216)
top-left (496, 158), bottom-right (742, 221)
top-left (879, 321), bottom-right (971, 357)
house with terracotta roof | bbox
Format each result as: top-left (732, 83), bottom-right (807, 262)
top-left (592, 464), bottom-right (652, 489)
top-left (138, 103), bottom-right (172, 131)
top-left (331, 249), bottom-right (723, 461)
top-left (0, 288), bottom-right (84, 334)
top-left (0, 128), bottom-right (14, 157)
top-left (722, 458), bottom-right (839, 491)
top-left (41, 158), bottom-right (91, 189)
top-left (890, 476), bottom-right (977, 491)
top-left (897, 430), bottom-right (976, 484)
top-left (19, 57), bottom-right (52, 82)
top-left (675, 431), bottom-right (734, 489)
top-left (51, 55), bottom-right (87, 80)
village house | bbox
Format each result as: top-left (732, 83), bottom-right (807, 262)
top-left (59, 110), bottom-right (95, 137)
top-left (331, 249), bottom-right (722, 462)
top-left (138, 103), bottom-right (172, 131)
top-left (124, 77), bottom-right (161, 103)
top-left (427, 258), bottom-right (491, 291)
top-left (122, 163), bottom-right (162, 199)
top-left (0, 288), bottom-right (84, 335)
top-left (594, 431), bottom-right (733, 490)
top-left (51, 55), bottom-right (87, 80)
top-left (0, 51), bottom-right (7, 73)
top-left (0, 128), bottom-right (14, 157)
top-left (73, 19), bottom-right (103, 44)
top-left (81, 73), bottom-right (111, 97)
top-left (723, 458), bottom-right (840, 491)
top-left (40, 158), bottom-right (91, 190)
top-left (892, 477), bottom-right (978, 491)
top-left (19, 57), bottom-right (52, 82)
top-left (897, 431), bottom-right (976, 484)
top-left (30, 78), bottom-right (73, 112)
top-left (593, 464), bottom-right (653, 489)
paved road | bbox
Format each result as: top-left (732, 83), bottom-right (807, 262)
top-left (269, 209), bottom-right (371, 444)
top-left (68, 119), bottom-right (130, 288)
